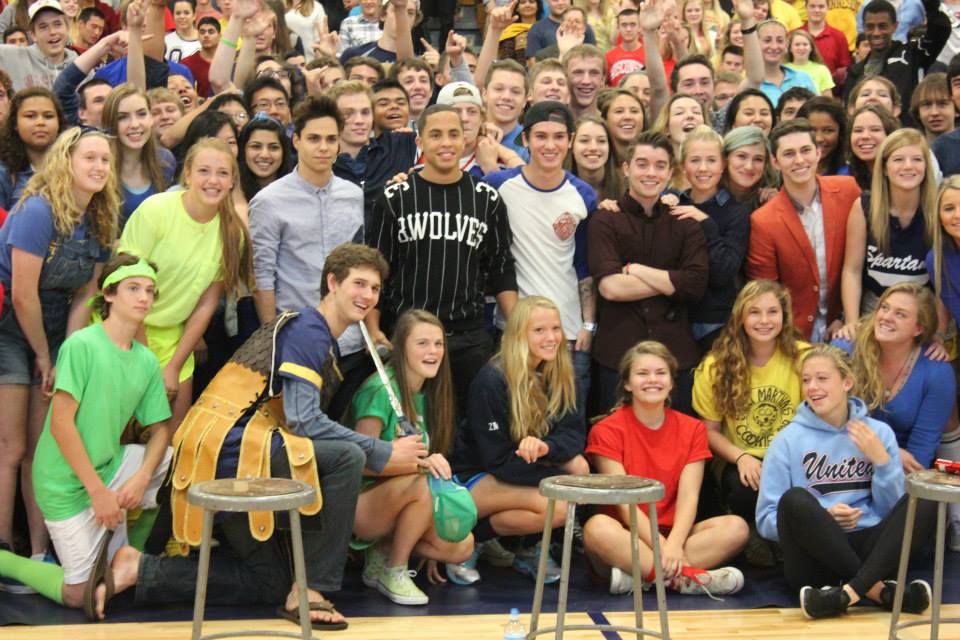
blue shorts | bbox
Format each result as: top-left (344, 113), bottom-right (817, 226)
top-left (454, 472), bottom-right (488, 491)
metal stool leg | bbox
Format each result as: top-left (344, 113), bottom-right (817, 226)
top-left (648, 504), bottom-right (670, 640)
top-left (191, 509), bottom-right (215, 640)
top-left (933, 501), bottom-right (946, 640)
top-left (889, 496), bottom-right (917, 640)
top-left (529, 498), bottom-right (555, 636)
top-left (289, 509), bottom-right (313, 640)
top-left (555, 502), bottom-right (576, 640)
top-left (628, 506), bottom-right (644, 640)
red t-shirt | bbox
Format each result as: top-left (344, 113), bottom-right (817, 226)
top-left (182, 52), bottom-right (212, 97)
top-left (586, 406), bottom-right (711, 527)
top-left (799, 23), bottom-right (852, 75)
top-left (606, 44), bottom-right (646, 87)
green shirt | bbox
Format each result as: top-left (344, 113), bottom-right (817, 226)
top-left (347, 368), bottom-right (427, 490)
top-left (32, 324), bottom-right (171, 521)
top-left (785, 61), bottom-right (835, 94)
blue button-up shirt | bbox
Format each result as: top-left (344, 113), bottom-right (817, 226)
top-left (249, 168), bottom-right (365, 354)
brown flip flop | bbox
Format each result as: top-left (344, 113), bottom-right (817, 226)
top-left (275, 598), bottom-right (349, 631)
top-left (82, 529), bottom-right (116, 621)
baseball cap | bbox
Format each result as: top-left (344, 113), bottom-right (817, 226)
top-left (523, 100), bottom-right (575, 133)
top-left (436, 82), bottom-right (482, 107)
top-left (28, 0), bottom-right (65, 23)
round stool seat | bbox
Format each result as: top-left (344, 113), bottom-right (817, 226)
top-left (539, 474), bottom-right (664, 505)
top-left (188, 478), bottom-right (316, 513)
top-left (904, 470), bottom-right (960, 504)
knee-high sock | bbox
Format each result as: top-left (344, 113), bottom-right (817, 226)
top-left (0, 550), bottom-right (63, 604)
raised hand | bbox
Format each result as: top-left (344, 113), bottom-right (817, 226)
top-left (556, 23), bottom-right (585, 56)
top-left (420, 38), bottom-right (440, 67)
top-left (445, 29), bottom-right (466, 59)
top-left (313, 16), bottom-right (340, 58)
top-left (488, 0), bottom-right (518, 34)
top-left (638, 0), bottom-right (665, 32)
top-left (242, 10), bottom-right (271, 38)
top-left (127, 0), bottom-right (146, 29)
top-left (233, 0), bottom-right (260, 21)
top-left (735, 0), bottom-right (755, 23)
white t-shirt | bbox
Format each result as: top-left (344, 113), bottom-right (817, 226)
top-left (285, 2), bottom-right (326, 61)
top-left (483, 167), bottom-right (598, 340)
top-left (165, 31), bottom-right (201, 62)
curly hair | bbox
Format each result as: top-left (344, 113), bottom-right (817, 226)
top-left (0, 87), bottom-right (65, 178)
top-left (19, 127), bottom-right (119, 248)
top-left (707, 280), bottom-right (802, 419)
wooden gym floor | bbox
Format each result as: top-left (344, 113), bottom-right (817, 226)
top-left (4, 607), bottom-right (960, 639)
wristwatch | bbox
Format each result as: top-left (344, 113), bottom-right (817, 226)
top-left (582, 322), bottom-right (597, 334)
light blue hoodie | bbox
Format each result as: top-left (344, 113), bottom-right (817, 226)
top-left (756, 397), bottom-right (904, 542)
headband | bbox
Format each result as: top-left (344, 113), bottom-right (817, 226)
top-left (101, 259), bottom-right (157, 290)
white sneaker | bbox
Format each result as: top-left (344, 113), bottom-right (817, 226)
top-left (669, 566), bottom-right (744, 600)
top-left (609, 567), bottom-right (634, 595)
top-left (479, 538), bottom-right (516, 567)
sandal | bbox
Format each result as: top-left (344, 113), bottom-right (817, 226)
top-left (82, 529), bottom-right (116, 621)
top-left (275, 598), bottom-right (349, 631)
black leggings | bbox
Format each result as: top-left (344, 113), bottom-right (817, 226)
top-left (721, 463), bottom-right (759, 523)
top-left (777, 487), bottom-right (936, 596)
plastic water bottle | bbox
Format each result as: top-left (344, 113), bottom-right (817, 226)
top-left (503, 608), bottom-right (526, 639)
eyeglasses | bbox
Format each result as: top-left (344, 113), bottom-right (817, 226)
top-left (254, 98), bottom-right (289, 111)
top-left (258, 69), bottom-right (291, 81)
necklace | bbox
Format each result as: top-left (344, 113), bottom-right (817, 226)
top-left (883, 345), bottom-right (919, 401)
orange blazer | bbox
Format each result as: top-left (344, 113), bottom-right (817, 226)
top-left (746, 176), bottom-right (861, 339)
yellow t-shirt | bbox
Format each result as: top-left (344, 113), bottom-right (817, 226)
top-left (771, 0), bottom-right (802, 31)
top-left (826, 3), bottom-right (861, 51)
top-left (785, 61), bottom-right (835, 94)
top-left (118, 190), bottom-right (223, 330)
top-left (692, 342), bottom-right (809, 459)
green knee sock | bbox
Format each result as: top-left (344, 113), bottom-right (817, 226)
top-left (0, 550), bottom-right (64, 604)
top-left (127, 507), bottom-right (159, 551)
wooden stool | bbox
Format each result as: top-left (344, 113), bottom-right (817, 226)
top-left (889, 470), bottom-right (960, 639)
top-left (529, 474), bottom-right (670, 640)
top-left (188, 478), bottom-right (320, 640)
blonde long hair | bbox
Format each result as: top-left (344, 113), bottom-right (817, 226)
top-left (933, 175), bottom-right (960, 301)
top-left (708, 280), bottom-right (802, 419)
top-left (19, 127), bottom-right (119, 248)
top-left (869, 129), bottom-right (938, 254)
top-left (498, 296), bottom-right (577, 443)
top-left (180, 138), bottom-right (252, 295)
top-left (851, 282), bottom-right (938, 410)
top-left (101, 84), bottom-right (169, 194)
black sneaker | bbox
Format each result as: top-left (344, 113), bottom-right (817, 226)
top-left (880, 579), bottom-right (932, 614)
top-left (800, 585), bottom-right (851, 619)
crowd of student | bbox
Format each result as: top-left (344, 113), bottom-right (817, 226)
top-left (0, 0), bottom-right (960, 630)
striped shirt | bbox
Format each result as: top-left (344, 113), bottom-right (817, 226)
top-left (337, 15), bottom-right (383, 57)
top-left (366, 172), bottom-right (517, 329)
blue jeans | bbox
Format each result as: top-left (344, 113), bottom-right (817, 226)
top-left (136, 440), bottom-right (365, 604)
top-left (571, 347), bottom-right (592, 425)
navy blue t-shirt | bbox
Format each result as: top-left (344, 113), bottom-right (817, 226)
top-left (216, 307), bottom-right (339, 479)
top-left (861, 192), bottom-right (929, 298)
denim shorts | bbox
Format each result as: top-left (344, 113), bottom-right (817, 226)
top-left (0, 303), bottom-right (36, 385)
